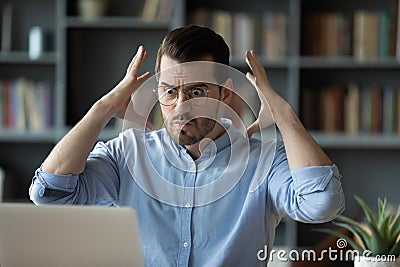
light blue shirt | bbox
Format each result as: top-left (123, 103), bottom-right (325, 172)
top-left (29, 119), bottom-right (345, 267)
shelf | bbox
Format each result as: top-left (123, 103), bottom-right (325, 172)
top-left (311, 132), bottom-right (400, 149)
top-left (66, 17), bottom-right (172, 29)
top-left (0, 128), bottom-right (64, 143)
top-left (300, 56), bottom-right (400, 69)
top-left (230, 56), bottom-right (290, 69)
top-left (0, 126), bottom-right (127, 143)
top-left (0, 51), bottom-right (57, 65)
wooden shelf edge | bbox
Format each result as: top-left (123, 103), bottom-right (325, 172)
top-left (0, 127), bottom-right (73, 143)
top-left (66, 16), bottom-right (172, 30)
top-left (300, 56), bottom-right (400, 69)
top-left (310, 132), bottom-right (400, 149)
top-left (0, 51), bottom-right (57, 65)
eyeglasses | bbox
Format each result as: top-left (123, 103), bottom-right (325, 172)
top-left (154, 84), bottom-right (213, 106)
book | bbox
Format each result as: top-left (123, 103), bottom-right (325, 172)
top-left (370, 86), bottom-right (383, 133)
top-left (360, 86), bottom-right (372, 133)
top-left (382, 86), bottom-right (396, 134)
top-left (324, 13), bottom-right (339, 56)
top-left (0, 78), bottom-right (52, 131)
top-left (301, 87), bottom-right (318, 130)
top-left (344, 83), bottom-right (360, 135)
top-left (302, 12), bottom-right (351, 56)
top-left (336, 13), bottom-right (352, 56)
top-left (262, 12), bottom-right (287, 59)
top-left (302, 13), bottom-right (323, 55)
top-left (379, 12), bottom-right (392, 57)
top-left (353, 11), bottom-right (380, 60)
top-left (7, 78), bottom-right (38, 131)
top-left (232, 12), bottom-right (256, 57)
top-left (24, 79), bottom-right (44, 131)
top-left (35, 81), bottom-right (52, 130)
top-left (16, 78), bottom-right (27, 131)
top-left (141, 0), bottom-right (161, 21)
top-left (189, 8), bottom-right (210, 27)
top-left (157, 0), bottom-right (174, 21)
top-left (319, 86), bottom-right (344, 133)
top-left (8, 80), bottom-right (18, 129)
top-left (213, 10), bottom-right (232, 52)
top-left (396, 0), bottom-right (400, 58)
top-left (1, 3), bottom-right (12, 52)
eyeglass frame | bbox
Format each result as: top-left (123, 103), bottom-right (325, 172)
top-left (153, 82), bottom-right (223, 106)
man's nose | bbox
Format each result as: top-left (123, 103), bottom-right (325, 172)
top-left (174, 90), bottom-right (191, 114)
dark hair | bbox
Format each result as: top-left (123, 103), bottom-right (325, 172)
top-left (155, 25), bottom-right (230, 74)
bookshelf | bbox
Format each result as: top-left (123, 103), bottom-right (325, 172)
top-left (1, 0), bottom-right (400, 258)
top-left (186, 0), bottom-right (400, 260)
top-left (0, 0), bottom-right (184, 201)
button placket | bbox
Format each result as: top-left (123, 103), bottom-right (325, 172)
top-left (177, 162), bottom-right (196, 266)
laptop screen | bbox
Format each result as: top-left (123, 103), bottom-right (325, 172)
top-left (0, 203), bottom-right (144, 267)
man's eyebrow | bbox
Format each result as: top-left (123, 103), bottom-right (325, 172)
top-left (159, 81), bottom-right (176, 88)
top-left (185, 83), bottom-right (209, 88)
top-left (159, 82), bottom-right (209, 88)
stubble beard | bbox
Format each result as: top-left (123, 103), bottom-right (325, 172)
top-left (167, 117), bottom-right (216, 146)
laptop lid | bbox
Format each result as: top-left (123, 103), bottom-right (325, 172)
top-left (0, 203), bottom-right (144, 267)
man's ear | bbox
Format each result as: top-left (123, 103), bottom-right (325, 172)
top-left (220, 78), bottom-right (233, 104)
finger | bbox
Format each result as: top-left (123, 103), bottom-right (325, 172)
top-left (245, 50), bottom-right (260, 72)
top-left (137, 71), bottom-right (151, 83)
top-left (129, 46), bottom-right (146, 77)
top-left (246, 71), bottom-right (267, 101)
top-left (127, 47), bottom-right (140, 74)
top-left (246, 71), bottom-right (270, 108)
top-left (127, 46), bottom-right (146, 77)
top-left (246, 72), bottom-right (256, 88)
top-left (125, 71), bottom-right (150, 96)
top-left (246, 50), bottom-right (268, 82)
top-left (247, 50), bottom-right (263, 70)
top-left (246, 51), bottom-right (275, 97)
top-left (127, 58), bottom-right (136, 75)
top-left (245, 50), bottom-right (255, 73)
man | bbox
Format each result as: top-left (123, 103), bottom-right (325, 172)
top-left (30, 25), bottom-right (344, 266)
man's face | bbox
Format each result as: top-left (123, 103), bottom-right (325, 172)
top-left (158, 56), bottom-right (223, 146)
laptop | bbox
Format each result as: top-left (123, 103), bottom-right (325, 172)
top-left (0, 203), bottom-right (144, 267)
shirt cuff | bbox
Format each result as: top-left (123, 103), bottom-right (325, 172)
top-left (34, 167), bottom-right (79, 195)
top-left (292, 164), bottom-right (340, 195)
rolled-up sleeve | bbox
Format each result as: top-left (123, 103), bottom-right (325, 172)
top-left (290, 165), bottom-right (345, 222)
top-left (268, 143), bottom-right (345, 223)
top-left (29, 169), bottom-right (80, 204)
top-left (29, 140), bottom-right (121, 206)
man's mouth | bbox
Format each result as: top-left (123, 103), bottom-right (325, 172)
top-left (173, 119), bottom-right (193, 128)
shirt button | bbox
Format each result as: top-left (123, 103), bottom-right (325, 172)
top-left (183, 242), bottom-right (189, 248)
top-left (189, 165), bottom-right (196, 172)
top-left (185, 203), bottom-right (191, 208)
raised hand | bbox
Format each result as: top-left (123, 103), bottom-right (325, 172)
top-left (245, 50), bottom-right (332, 169)
top-left (102, 45), bottom-right (151, 120)
top-left (42, 46), bottom-right (152, 174)
top-left (245, 50), bottom-right (281, 137)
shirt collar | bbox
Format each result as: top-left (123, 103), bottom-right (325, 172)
top-left (212, 118), bottom-right (236, 154)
